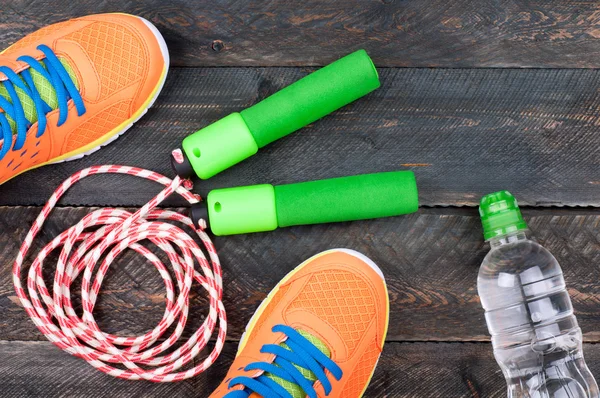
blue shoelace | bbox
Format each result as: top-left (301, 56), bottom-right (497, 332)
top-left (0, 44), bottom-right (85, 160)
top-left (224, 325), bottom-right (343, 398)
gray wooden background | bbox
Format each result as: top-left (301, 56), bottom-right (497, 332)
top-left (1, 1), bottom-right (600, 397)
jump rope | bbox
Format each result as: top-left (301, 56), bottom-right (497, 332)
top-left (13, 164), bottom-right (226, 381)
top-left (13, 50), bottom-right (419, 380)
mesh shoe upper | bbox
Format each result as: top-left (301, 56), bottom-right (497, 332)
top-left (0, 13), bottom-right (168, 184)
top-left (211, 250), bottom-right (389, 398)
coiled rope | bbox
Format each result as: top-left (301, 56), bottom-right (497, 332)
top-left (12, 164), bottom-right (227, 382)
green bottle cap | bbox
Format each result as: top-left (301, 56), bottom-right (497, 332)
top-left (479, 191), bottom-right (528, 240)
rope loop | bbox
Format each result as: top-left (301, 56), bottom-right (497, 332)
top-left (12, 165), bottom-right (226, 382)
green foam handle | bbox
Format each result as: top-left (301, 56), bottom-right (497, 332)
top-left (182, 49), bottom-right (380, 180)
top-left (206, 171), bottom-right (418, 236)
top-left (240, 49), bottom-right (380, 148)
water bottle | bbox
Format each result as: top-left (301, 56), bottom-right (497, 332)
top-left (477, 191), bottom-right (598, 397)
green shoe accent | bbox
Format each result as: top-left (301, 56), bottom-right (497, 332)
top-left (0, 58), bottom-right (78, 134)
top-left (265, 330), bottom-right (331, 398)
top-left (479, 191), bottom-right (528, 240)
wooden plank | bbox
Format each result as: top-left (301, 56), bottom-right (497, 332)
top-left (3, 340), bottom-right (600, 397)
top-left (4, 1), bottom-right (600, 68)
top-left (1, 67), bottom-right (600, 207)
top-left (369, 342), bottom-right (600, 397)
top-left (0, 340), bottom-right (210, 397)
top-left (2, 206), bottom-right (600, 342)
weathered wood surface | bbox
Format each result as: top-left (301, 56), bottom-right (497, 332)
top-left (0, 340), bottom-right (501, 397)
top-left (2, 206), bottom-right (600, 343)
top-left (0, 340), bottom-right (209, 397)
top-left (1, 67), bottom-right (600, 207)
top-left (4, 1), bottom-right (600, 68)
top-left (3, 1), bottom-right (600, 396)
top-left (4, 340), bottom-right (600, 397)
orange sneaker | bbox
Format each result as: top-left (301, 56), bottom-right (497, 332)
top-left (211, 249), bottom-right (389, 398)
top-left (0, 13), bottom-right (169, 184)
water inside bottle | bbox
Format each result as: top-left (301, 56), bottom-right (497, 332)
top-left (478, 233), bottom-right (599, 398)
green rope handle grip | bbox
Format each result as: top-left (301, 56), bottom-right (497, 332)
top-left (203, 171), bottom-right (418, 236)
top-left (178, 50), bottom-right (380, 179)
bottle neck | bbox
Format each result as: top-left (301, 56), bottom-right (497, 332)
top-left (489, 231), bottom-right (528, 248)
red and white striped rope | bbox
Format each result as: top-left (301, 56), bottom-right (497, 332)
top-left (12, 164), bottom-right (227, 382)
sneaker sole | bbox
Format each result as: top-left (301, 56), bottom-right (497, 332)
top-left (3, 14), bottom-right (170, 182)
top-left (237, 248), bottom-right (390, 398)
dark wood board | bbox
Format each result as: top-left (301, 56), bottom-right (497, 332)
top-left (1, 67), bottom-right (600, 208)
top-left (4, 1), bottom-right (600, 68)
top-left (0, 340), bottom-right (209, 398)
top-left (5, 340), bottom-right (600, 397)
top-left (2, 206), bottom-right (600, 343)
top-left (2, 1), bottom-right (600, 397)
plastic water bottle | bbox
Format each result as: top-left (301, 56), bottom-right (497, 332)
top-left (477, 191), bottom-right (598, 398)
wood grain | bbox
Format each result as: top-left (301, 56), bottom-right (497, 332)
top-left (2, 1), bottom-right (599, 396)
top-left (3, 340), bottom-right (600, 397)
top-left (4, 1), bottom-right (600, 68)
top-left (0, 340), bottom-right (210, 397)
top-left (2, 206), bottom-right (600, 343)
top-left (1, 67), bottom-right (599, 207)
